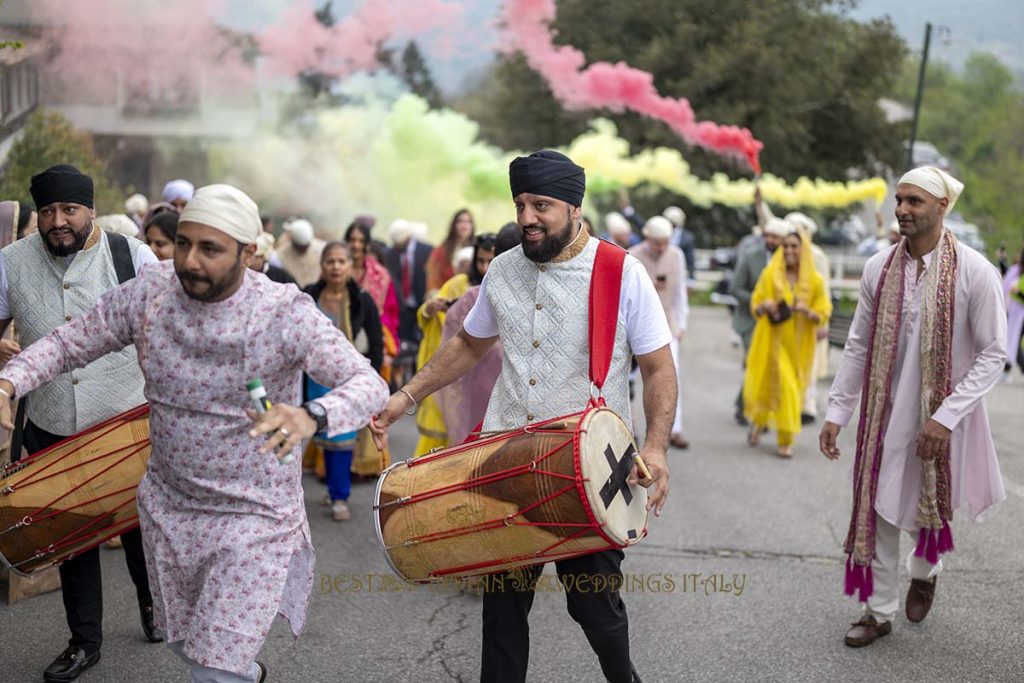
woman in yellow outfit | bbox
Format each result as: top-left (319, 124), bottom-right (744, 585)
top-left (744, 221), bottom-right (831, 457)
top-left (413, 234), bottom-right (497, 456)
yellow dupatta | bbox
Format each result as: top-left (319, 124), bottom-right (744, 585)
top-left (412, 273), bottom-right (471, 456)
top-left (744, 232), bottom-right (831, 428)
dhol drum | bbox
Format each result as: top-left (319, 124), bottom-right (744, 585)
top-left (0, 404), bottom-right (150, 575)
top-left (374, 407), bottom-right (648, 583)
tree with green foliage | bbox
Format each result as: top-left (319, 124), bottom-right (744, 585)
top-left (895, 53), bottom-right (1024, 254)
top-left (456, 0), bottom-right (907, 179)
top-left (0, 110), bottom-right (124, 213)
top-left (453, 0), bottom-right (906, 213)
top-left (401, 41), bottom-right (442, 109)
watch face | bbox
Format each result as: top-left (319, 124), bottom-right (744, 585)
top-left (307, 401), bottom-right (326, 418)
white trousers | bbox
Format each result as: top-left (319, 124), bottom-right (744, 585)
top-left (167, 641), bottom-right (260, 683)
top-left (802, 338), bottom-right (828, 417)
top-left (669, 336), bottom-right (685, 435)
top-left (865, 513), bottom-right (943, 623)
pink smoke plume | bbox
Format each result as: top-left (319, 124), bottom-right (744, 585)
top-left (259, 0), bottom-right (463, 80)
top-left (500, 0), bottom-right (764, 173)
top-left (32, 0), bottom-right (253, 102)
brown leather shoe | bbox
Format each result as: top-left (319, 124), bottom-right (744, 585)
top-left (906, 577), bottom-right (937, 623)
top-left (844, 615), bottom-right (892, 647)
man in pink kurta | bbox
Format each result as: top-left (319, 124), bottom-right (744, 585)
top-left (0, 185), bottom-right (389, 682)
top-left (821, 167), bottom-right (1006, 648)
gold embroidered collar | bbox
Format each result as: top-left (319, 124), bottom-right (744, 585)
top-left (548, 225), bottom-right (589, 264)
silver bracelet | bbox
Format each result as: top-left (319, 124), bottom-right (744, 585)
top-left (0, 387), bottom-right (11, 400)
top-left (398, 388), bottom-right (417, 416)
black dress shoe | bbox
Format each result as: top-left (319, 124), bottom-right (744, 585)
top-left (140, 603), bottom-right (164, 643)
top-left (257, 661), bottom-right (268, 682)
top-left (43, 647), bottom-right (100, 682)
top-left (800, 413), bottom-right (817, 425)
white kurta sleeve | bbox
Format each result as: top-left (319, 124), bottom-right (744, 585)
top-left (931, 258), bottom-right (1008, 430)
top-left (462, 273), bottom-right (499, 339)
top-left (622, 260), bottom-right (672, 355)
top-left (825, 259), bottom-right (878, 427)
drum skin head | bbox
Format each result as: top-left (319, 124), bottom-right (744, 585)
top-left (578, 408), bottom-right (648, 546)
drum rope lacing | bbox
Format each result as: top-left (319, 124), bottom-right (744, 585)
top-left (384, 413), bottom-right (627, 578)
top-left (0, 407), bottom-right (150, 567)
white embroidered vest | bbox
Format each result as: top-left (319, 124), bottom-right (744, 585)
top-left (4, 231), bottom-right (146, 436)
top-left (482, 237), bottom-right (633, 431)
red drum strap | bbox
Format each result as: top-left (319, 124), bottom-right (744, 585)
top-left (588, 240), bottom-right (627, 404)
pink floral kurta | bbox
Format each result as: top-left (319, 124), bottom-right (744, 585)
top-left (0, 261), bottom-right (389, 675)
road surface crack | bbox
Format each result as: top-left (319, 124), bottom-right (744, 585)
top-left (417, 592), bottom-right (471, 682)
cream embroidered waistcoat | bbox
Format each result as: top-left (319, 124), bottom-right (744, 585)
top-left (482, 236), bottom-right (634, 431)
top-left (4, 230), bottom-right (146, 436)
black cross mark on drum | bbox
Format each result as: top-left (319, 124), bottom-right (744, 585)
top-left (600, 443), bottom-right (636, 508)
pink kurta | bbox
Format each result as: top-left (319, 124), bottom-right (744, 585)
top-left (826, 241), bottom-right (1006, 530)
top-left (0, 262), bottom-right (388, 675)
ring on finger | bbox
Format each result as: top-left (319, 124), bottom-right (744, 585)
top-left (280, 428), bottom-right (291, 439)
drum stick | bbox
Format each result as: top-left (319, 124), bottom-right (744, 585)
top-left (633, 452), bottom-right (652, 480)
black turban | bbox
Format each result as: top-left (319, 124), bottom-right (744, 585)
top-left (30, 164), bottom-right (94, 210)
top-left (509, 150), bottom-right (585, 206)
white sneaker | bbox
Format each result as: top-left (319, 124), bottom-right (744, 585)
top-left (331, 501), bottom-right (351, 521)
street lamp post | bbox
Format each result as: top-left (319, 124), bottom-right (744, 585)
top-left (907, 22), bottom-right (932, 171)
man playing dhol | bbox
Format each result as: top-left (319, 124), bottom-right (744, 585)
top-left (372, 150), bottom-right (676, 683)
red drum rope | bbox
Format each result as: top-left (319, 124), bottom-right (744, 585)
top-left (398, 437), bottom-right (573, 505)
top-left (17, 442), bottom-right (149, 526)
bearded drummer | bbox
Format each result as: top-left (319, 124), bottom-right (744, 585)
top-left (0, 184), bottom-right (389, 683)
top-left (372, 150), bottom-right (676, 683)
top-left (0, 164), bottom-right (161, 682)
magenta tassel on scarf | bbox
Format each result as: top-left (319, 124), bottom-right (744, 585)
top-left (925, 528), bottom-right (939, 564)
top-left (914, 527), bottom-right (927, 557)
top-left (861, 566), bottom-right (873, 601)
top-left (844, 555), bottom-right (858, 596)
top-left (938, 521), bottom-right (955, 554)
top-left (844, 556), bottom-right (873, 602)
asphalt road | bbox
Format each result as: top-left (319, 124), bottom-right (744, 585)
top-left (2, 306), bottom-right (1022, 682)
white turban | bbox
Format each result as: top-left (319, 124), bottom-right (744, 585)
top-left (162, 179), bottom-right (195, 203)
top-left (785, 211), bottom-right (817, 236)
top-left (642, 215), bottom-right (673, 240)
top-left (898, 166), bottom-right (964, 215)
top-left (254, 232), bottom-right (276, 258)
top-left (97, 214), bottom-right (140, 237)
top-left (454, 246), bottom-right (474, 269)
top-left (763, 217), bottom-right (792, 238)
top-left (285, 218), bottom-right (314, 247)
top-left (389, 219), bottom-right (413, 245)
top-left (179, 184), bottom-right (261, 244)
top-left (604, 211), bottom-right (631, 236)
top-left (662, 206), bottom-right (686, 227)
top-left (124, 193), bottom-right (148, 216)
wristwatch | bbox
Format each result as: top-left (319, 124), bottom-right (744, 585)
top-left (302, 401), bottom-right (328, 433)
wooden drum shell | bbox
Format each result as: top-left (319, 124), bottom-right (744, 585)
top-left (0, 405), bottom-right (150, 575)
top-left (375, 408), bottom-right (647, 583)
